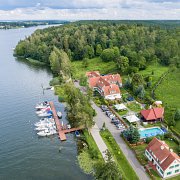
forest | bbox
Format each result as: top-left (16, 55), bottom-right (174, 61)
top-left (15, 20), bottom-right (180, 75)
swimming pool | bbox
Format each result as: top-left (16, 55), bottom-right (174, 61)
top-left (139, 127), bottom-right (164, 139)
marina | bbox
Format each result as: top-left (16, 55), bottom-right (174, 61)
top-left (49, 101), bottom-right (82, 141)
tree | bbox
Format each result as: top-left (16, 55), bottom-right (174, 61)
top-left (116, 56), bottom-right (129, 73)
top-left (96, 44), bottom-right (103, 56)
top-left (100, 48), bottom-right (116, 62)
top-left (95, 150), bottom-right (121, 180)
top-left (135, 85), bottom-right (145, 99)
top-left (174, 109), bottom-right (180, 122)
top-left (65, 83), bottom-right (94, 129)
top-left (123, 125), bottom-right (140, 144)
top-left (49, 47), bottom-right (61, 74)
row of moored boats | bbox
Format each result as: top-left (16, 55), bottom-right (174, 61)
top-left (34, 101), bottom-right (61, 137)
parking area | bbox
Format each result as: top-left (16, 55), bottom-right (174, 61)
top-left (100, 105), bottom-right (126, 131)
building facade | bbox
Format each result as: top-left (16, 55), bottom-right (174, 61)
top-left (145, 138), bottom-right (180, 178)
top-left (86, 71), bottom-right (122, 100)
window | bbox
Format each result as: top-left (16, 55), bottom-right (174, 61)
top-left (167, 172), bottom-right (172, 175)
top-left (160, 169), bottom-right (164, 175)
top-left (175, 164), bottom-right (179, 168)
top-left (169, 166), bottom-right (174, 169)
top-left (175, 169), bottom-right (179, 173)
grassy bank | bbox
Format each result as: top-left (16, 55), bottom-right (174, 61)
top-left (77, 130), bottom-right (103, 174)
top-left (100, 129), bottom-right (139, 180)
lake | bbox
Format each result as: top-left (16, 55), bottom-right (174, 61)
top-left (0, 26), bottom-right (92, 180)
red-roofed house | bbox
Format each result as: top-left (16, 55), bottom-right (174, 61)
top-left (145, 137), bottom-right (180, 178)
top-left (141, 108), bottom-right (164, 123)
top-left (86, 71), bottom-right (122, 100)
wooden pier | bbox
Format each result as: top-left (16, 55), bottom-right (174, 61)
top-left (49, 101), bottom-right (82, 141)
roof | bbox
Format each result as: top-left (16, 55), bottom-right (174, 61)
top-left (146, 138), bottom-right (180, 171)
top-left (88, 77), bottom-right (100, 88)
top-left (102, 84), bottom-right (120, 96)
top-left (86, 71), bottom-right (100, 78)
top-left (126, 115), bottom-right (140, 123)
top-left (101, 74), bottom-right (122, 84)
top-left (141, 108), bottom-right (164, 121)
top-left (114, 104), bottom-right (127, 110)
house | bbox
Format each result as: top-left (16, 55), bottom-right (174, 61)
top-left (140, 107), bottom-right (164, 123)
top-left (86, 71), bottom-right (122, 100)
top-left (145, 137), bottom-right (180, 178)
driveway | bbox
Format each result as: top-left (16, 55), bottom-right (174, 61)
top-left (91, 101), bottom-right (149, 180)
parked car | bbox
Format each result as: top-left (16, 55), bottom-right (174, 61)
top-left (111, 119), bottom-right (119, 124)
top-left (109, 114), bottom-right (116, 119)
top-left (114, 121), bottom-right (120, 125)
top-left (106, 111), bottom-right (111, 115)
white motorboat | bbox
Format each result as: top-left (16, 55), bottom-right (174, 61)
top-left (35, 124), bottom-right (56, 131)
top-left (35, 101), bottom-right (49, 109)
top-left (34, 118), bottom-right (52, 125)
top-left (36, 108), bottom-right (51, 115)
top-left (38, 112), bottom-right (52, 117)
top-left (51, 87), bottom-right (54, 91)
top-left (37, 128), bottom-right (57, 136)
top-left (34, 121), bottom-right (55, 127)
top-left (67, 124), bottom-right (71, 129)
top-left (57, 111), bottom-right (62, 118)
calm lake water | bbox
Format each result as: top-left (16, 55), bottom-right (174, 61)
top-left (0, 26), bottom-right (92, 180)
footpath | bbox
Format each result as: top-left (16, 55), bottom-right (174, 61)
top-left (91, 101), bottom-right (149, 180)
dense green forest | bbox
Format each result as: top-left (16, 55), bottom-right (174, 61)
top-left (15, 20), bottom-right (180, 75)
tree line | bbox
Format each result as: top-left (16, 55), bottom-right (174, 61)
top-left (15, 21), bottom-right (180, 75)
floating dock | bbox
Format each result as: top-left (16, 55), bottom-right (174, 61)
top-left (49, 101), bottom-right (82, 141)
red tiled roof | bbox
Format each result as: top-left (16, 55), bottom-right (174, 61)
top-left (102, 84), bottom-right (120, 96)
top-left (141, 108), bottom-right (164, 121)
top-left (86, 71), bottom-right (100, 78)
top-left (88, 77), bottom-right (100, 88)
top-left (146, 138), bottom-right (180, 171)
top-left (86, 71), bottom-right (122, 98)
top-left (101, 74), bottom-right (122, 84)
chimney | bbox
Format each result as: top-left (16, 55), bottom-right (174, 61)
top-left (170, 149), bottom-right (173, 152)
top-left (160, 146), bottom-right (164, 150)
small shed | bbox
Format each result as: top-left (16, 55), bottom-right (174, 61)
top-left (126, 115), bottom-right (140, 123)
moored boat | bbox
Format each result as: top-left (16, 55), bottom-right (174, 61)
top-left (75, 130), bottom-right (80, 137)
top-left (57, 111), bottom-right (62, 118)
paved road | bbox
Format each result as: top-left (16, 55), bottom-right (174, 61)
top-left (91, 101), bottom-right (149, 180)
top-left (90, 123), bottom-right (108, 160)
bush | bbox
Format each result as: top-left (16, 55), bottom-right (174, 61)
top-left (49, 77), bottom-right (60, 86)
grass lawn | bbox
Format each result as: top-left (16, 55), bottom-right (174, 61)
top-left (149, 169), bottom-right (161, 180)
top-left (138, 64), bottom-right (168, 87)
top-left (127, 102), bottom-right (142, 112)
top-left (164, 139), bottom-right (179, 154)
top-left (132, 144), bottom-right (148, 166)
top-left (71, 57), bottom-right (117, 79)
top-left (155, 70), bottom-right (180, 109)
top-left (117, 110), bottom-right (128, 116)
top-left (155, 70), bottom-right (180, 134)
top-left (100, 129), bottom-right (139, 180)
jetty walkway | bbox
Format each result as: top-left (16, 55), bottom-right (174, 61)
top-left (49, 101), bottom-right (82, 141)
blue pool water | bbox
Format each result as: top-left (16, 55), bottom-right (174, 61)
top-left (139, 127), bottom-right (164, 139)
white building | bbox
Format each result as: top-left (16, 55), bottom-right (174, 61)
top-left (86, 71), bottom-right (122, 100)
top-left (145, 137), bottom-right (180, 178)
